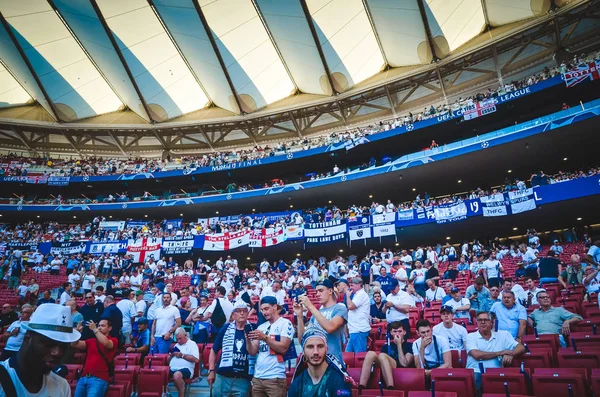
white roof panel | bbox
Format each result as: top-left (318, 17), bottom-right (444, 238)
top-left (0, 0), bottom-right (123, 121)
top-left (51, 0), bottom-right (151, 122)
top-left (485, 0), bottom-right (551, 27)
top-left (306, 0), bottom-right (385, 92)
top-left (255, 0), bottom-right (332, 96)
top-left (0, 61), bottom-right (32, 107)
top-left (151, 0), bottom-right (239, 114)
top-left (425, 0), bottom-right (485, 56)
top-left (200, 0), bottom-right (295, 112)
top-left (96, 0), bottom-right (210, 121)
top-left (367, 0), bottom-right (430, 66)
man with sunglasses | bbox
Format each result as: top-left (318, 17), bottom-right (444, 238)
top-left (466, 311), bottom-right (525, 392)
top-left (481, 286), bottom-right (501, 312)
top-left (79, 293), bottom-right (104, 340)
top-left (528, 291), bottom-right (582, 347)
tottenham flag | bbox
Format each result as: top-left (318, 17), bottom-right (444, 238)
top-left (509, 188), bottom-right (537, 214)
top-left (480, 193), bottom-right (508, 217)
top-left (127, 237), bottom-right (162, 263)
top-left (371, 213), bottom-right (396, 237)
top-left (434, 202), bottom-right (468, 224)
top-left (304, 220), bottom-right (346, 244)
top-left (203, 230), bottom-right (251, 251)
top-left (348, 216), bottom-right (372, 241)
top-left (249, 228), bottom-right (286, 248)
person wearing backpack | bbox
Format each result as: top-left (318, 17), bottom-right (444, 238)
top-left (413, 319), bottom-right (452, 376)
top-left (71, 319), bottom-right (118, 397)
top-left (203, 286), bottom-right (233, 341)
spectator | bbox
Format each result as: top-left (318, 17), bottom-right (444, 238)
top-left (296, 280), bottom-right (347, 362)
top-left (482, 251), bottom-right (503, 287)
top-left (151, 292), bottom-right (181, 353)
top-left (204, 286), bottom-right (234, 339)
top-left (247, 296), bottom-right (294, 397)
top-left (344, 277), bottom-right (371, 353)
top-left (0, 304), bottom-right (33, 360)
top-left (59, 283), bottom-right (72, 305)
top-left (133, 290), bottom-right (147, 324)
top-left (79, 292), bottom-right (104, 340)
top-left (514, 263), bottom-right (527, 279)
top-left (37, 290), bottom-right (56, 305)
top-left (481, 286), bottom-right (501, 312)
top-left (375, 267), bottom-right (394, 295)
top-left (409, 261), bottom-right (427, 296)
top-left (288, 328), bottom-right (352, 396)
top-left (445, 287), bottom-right (471, 322)
top-left (0, 304), bottom-right (78, 396)
top-left (94, 286), bottom-right (106, 304)
top-left (66, 300), bottom-right (84, 329)
top-left (82, 268), bottom-right (96, 295)
top-left (442, 282), bottom-right (454, 304)
top-left (28, 278), bottom-right (39, 305)
top-left (524, 277), bottom-right (546, 306)
top-left (100, 296), bottom-right (123, 342)
top-left (456, 256), bottom-right (470, 275)
top-left (584, 266), bottom-right (600, 298)
top-left (466, 278), bottom-right (490, 312)
top-left (358, 321), bottom-right (413, 390)
top-left (207, 300), bottom-right (254, 396)
top-left (470, 253), bottom-right (484, 278)
top-left (406, 283), bottom-right (424, 306)
top-left (538, 250), bottom-right (562, 286)
top-left (558, 254), bottom-right (585, 289)
top-left (116, 290), bottom-right (138, 344)
top-left (425, 279), bottom-right (446, 302)
top-left (528, 291), bottom-right (582, 347)
top-left (517, 243), bottom-right (539, 274)
top-left (443, 264), bottom-right (458, 281)
top-left (72, 319), bottom-right (118, 397)
top-left (466, 311), bottom-right (525, 392)
top-left (424, 260), bottom-right (439, 283)
top-left (105, 275), bottom-right (120, 297)
top-left (502, 278), bottom-right (527, 304)
top-left (413, 319), bottom-right (452, 375)
top-left (384, 279), bottom-right (414, 338)
top-left (490, 291), bottom-right (527, 342)
top-left (7, 254), bottom-right (24, 290)
top-left (433, 305), bottom-right (469, 351)
top-left (126, 318), bottom-right (150, 359)
top-left (168, 328), bottom-right (200, 397)
top-left (585, 240), bottom-right (600, 267)
top-left (550, 240), bottom-right (563, 254)
top-left (370, 290), bottom-right (386, 323)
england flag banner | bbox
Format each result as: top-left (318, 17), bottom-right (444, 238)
top-left (434, 202), bottom-right (468, 224)
top-left (372, 213), bottom-right (396, 237)
top-left (563, 60), bottom-right (600, 87)
top-left (88, 241), bottom-right (127, 254)
top-left (162, 238), bottom-right (195, 255)
top-left (462, 99), bottom-right (496, 121)
top-left (304, 220), bottom-right (346, 244)
top-left (480, 193), bottom-right (508, 217)
top-left (509, 188), bottom-right (537, 214)
top-left (127, 237), bottom-right (162, 263)
top-left (249, 228), bottom-right (286, 248)
top-left (285, 225), bottom-right (304, 240)
top-left (203, 230), bottom-right (251, 251)
top-left (348, 216), bottom-right (372, 241)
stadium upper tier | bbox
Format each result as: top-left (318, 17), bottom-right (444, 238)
top-left (0, 0), bottom-right (598, 155)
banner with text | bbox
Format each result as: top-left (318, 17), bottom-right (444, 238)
top-left (348, 216), bottom-right (372, 241)
top-left (434, 202), bottom-right (468, 224)
top-left (249, 228), bottom-right (286, 248)
top-left (161, 238), bottom-right (195, 255)
top-left (480, 193), bottom-right (508, 217)
top-left (51, 241), bottom-right (87, 255)
top-left (203, 230), bottom-right (251, 251)
top-left (304, 219), bottom-right (347, 244)
top-left (371, 213), bottom-right (397, 237)
top-left (127, 237), bottom-right (162, 262)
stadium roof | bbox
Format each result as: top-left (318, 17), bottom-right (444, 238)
top-left (0, 0), bottom-right (580, 124)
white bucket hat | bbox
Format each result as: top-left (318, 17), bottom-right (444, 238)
top-left (23, 304), bottom-right (81, 343)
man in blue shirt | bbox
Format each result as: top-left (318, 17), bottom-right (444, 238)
top-left (490, 291), bottom-right (527, 343)
top-left (376, 267), bottom-right (394, 295)
top-left (127, 318), bottom-right (150, 359)
top-left (360, 260), bottom-right (371, 292)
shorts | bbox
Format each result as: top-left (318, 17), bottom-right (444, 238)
top-left (169, 368), bottom-right (192, 379)
top-left (362, 276), bottom-right (370, 285)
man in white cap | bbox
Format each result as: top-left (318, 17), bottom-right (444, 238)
top-left (0, 304), bottom-right (80, 396)
top-left (207, 300), bottom-right (255, 396)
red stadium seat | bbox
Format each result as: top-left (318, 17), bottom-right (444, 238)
top-left (137, 367), bottom-right (169, 397)
top-left (409, 392), bottom-right (457, 397)
top-left (568, 332), bottom-right (600, 349)
top-left (510, 351), bottom-right (552, 369)
top-left (591, 369), bottom-right (600, 397)
top-left (113, 365), bottom-right (139, 393)
top-left (482, 394), bottom-right (529, 397)
top-left (347, 367), bottom-right (380, 389)
top-left (532, 372), bottom-right (587, 397)
top-left (534, 368), bottom-right (588, 390)
top-left (450, 350), bottom-right (467, 368)
top-left (572, 318), bottom-right (600, 333)
top-left (114, 353), bottom-right (141, 367)
top-left (362, 390), bottom-right (404, 397)
top-left (64, 364), bottom-right (82, 381)
top-left (143, 354), bottom-right (169, 368)
top-left (355, 352), bottom-right (368, 368)
top-left (105, 384), bottom-right (127, 397)
top-left (392, 368), bottom-right (426, 393)
top-left (481, 371), bottom-right (529, 395)
top-left (342, 352), bottom-right (355, 368)
top-left (557, 349), bottom-right (600, 375)
top-left (431, 368), bottom-right (475, 397)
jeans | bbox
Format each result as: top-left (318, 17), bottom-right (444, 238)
top-left (8, 276), bottom-right (19, 289)
top-left (214, 374), bottom-right (251, 397)
top-left (539, 277), bottom-right (558, 287)
top-left (152, 336), bottom-right (173, 353)
top-left (74, 375), bottom-right (109, 397)
top-left (346, 331), bottom-right (370, 353)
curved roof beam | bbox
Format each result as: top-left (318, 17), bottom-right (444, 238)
top-left (0, 60), bottom-right (33, 109)
top-left (360, 0), bottom-right (389, 69)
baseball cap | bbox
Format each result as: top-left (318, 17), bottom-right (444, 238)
top-left (440, 305), bottom-right (454, 314)
top-left (135, 290), bottom-right (144, 296)
top-left (390, 278), bottom-right (399, 289)
top-left (336, 279), bottom-right (349, 286)
top-left (316, 280), bottom-right (334, 289)
top-left (450, 287), bottom-right (460, 293)
top-left (260, 296), bottom-right (279, 306)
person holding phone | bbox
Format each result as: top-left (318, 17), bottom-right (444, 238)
top-left (0, 304), bottom-right (33, 360)
top-left (168, 329), bottom-right (199, 397)
top-left (207, 300), bottom-right (256, 396)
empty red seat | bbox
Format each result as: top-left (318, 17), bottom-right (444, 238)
top-left (481, 371), bottom-right (529, 395)
top-left (137, 367), bottom-right (169, 397)
top-left (431, 368), bottom-right (475, 397)
top-left (391, 368), bottom-right (426, 392)
top-left (113, 365), bottom-right (139, 392)
top-left (347, 367), bottom-right (380, 389)
top-left (510, 351), bottom-right (552, 369)
top-left (532, 372), bottom-right (587, 397)
top-left (114, 353), bottom-right (141, 367)
top-left (342, 352), bottom-right (355, 367)
top-left (568, 332), bottom-right (600, 349)
top-left (591, 369), bottom-right (600, 397)
top-left (355, 352), bottom-right (368, 368)
top-left (143, 354), bottom-right (169, 368)
top-left (557, 350), bottom-right (600, 374)
top-left (534, 368), bottom-right (588, 389)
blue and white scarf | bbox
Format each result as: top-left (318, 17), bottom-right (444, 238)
top-left (219, 322), bottom-right (236, 368)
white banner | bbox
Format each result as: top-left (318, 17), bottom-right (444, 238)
top-left (372, 224), bottom-right (396, 237)
top-left (285, 225), bottom-right (304, 240)
top-left (371, 213), bottom-right (395, 237)
top-left (203, 230), bottom-right (251, 251)
top-left (480, 193), bottom-right (508, 217)
top-left (434, 202), bottom-right (468, 224)
top-left (249, 228), bottom-right (286, 248)
top-left (304, 220), bottom-right (346, 244)
top-left (372, 213), bottom-right (396, 224)
top-left (348, 217), bottom-right (372, 241)
top-left (398, 209), bottom-right (414, 221)
top-left (509, 188), bottom-right (537, 214)
top-left (99, 221), bottom-right (126, 231)
top-left (197, 217), bottom-right (219, 227)
top-left (127, 237), bottom-right (162, 263)
top-left (89, 241), bottom-right (126, 254)
top-left (162, 238), bottom-right (195, 255)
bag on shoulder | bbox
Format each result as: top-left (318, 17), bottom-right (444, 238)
top-left (211, 298), bottom-right (227, 329)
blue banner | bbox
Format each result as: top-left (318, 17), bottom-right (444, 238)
top-left (47, 176), bottom-right (70, 186)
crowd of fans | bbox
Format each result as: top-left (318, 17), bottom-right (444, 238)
top-left (0, 225), bottom-right (598, 396)
top-left (2, 49), bottom-right (598, 183)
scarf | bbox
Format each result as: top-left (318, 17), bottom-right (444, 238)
top-left (219, 322), bottom-right (237, 368)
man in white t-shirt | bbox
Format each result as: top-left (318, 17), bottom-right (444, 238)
top-left (433, 305), bottom-right (469, 351)
top-left (260, 281), bottom-right (286, 307)
top-left (129, 269), bottom-right (143, 292)
top-left (344, 278), bottom-right (371, 353)
top-left (67, 269), bottom-right (80, 289)
top-left (385, 279), bottom-right (414, 338)
top-left (394, 264), bottom-right (409, 289)
top-left (151, 293), bottom-right (181, 353)
top-left (133, 290), bottom-right (147, 323)
top-left (247, 296), bottom-right (293, 397)
top-left (117, 291), bottom-right (139, 344)
top-left (81, 269), bottom-right (95, 294)
top-left (413, 319), bottom-right (452, 375)
top-left (400, 250), bottom-right (413, 270)
top-left (59, 283), bottom-right (72, 305)
top-left (169, 328), bottom-right (200, 397)
top-left (445, 288), bottom-right (472, 322)
top-left (482, 252), bottom-right (503, 288)
top-left (425, 280), bottom-right (446, 302)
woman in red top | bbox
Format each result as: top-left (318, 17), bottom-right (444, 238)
top-left (71, 319), bottom-right (118, 397)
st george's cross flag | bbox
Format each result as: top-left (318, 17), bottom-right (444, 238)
top-left (203, 230), bottom-right (251, 251)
